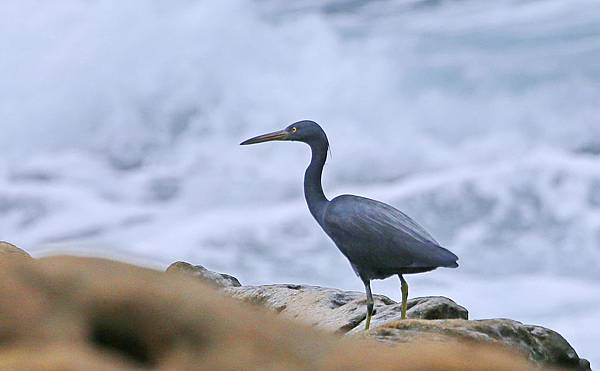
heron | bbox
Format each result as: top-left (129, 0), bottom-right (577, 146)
top-left (241, 120), bottom-right (458, 330)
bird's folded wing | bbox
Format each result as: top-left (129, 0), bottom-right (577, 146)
top-left (324, 195), bottom-right (450, 268)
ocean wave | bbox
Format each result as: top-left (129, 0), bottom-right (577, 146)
top-left (1, 0), bottom-right (599, 280)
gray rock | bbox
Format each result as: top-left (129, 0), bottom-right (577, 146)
top-left (406, 296), bottom-right (469, 320)
top-left (366, 319), bottom-right (590, 370)
top-left (226, 284), bottom-right (391, 332)
top-left (225, 284), bottom-right (465, 333)
top-left (166, 261), bottom-right (241, 288)
top-left (524, 325), bottom-right (591, 371)
top-left (347, 296), bottom-right (468, 334)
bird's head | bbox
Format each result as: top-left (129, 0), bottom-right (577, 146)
top-left (240, 120), bottom-right (328, 146)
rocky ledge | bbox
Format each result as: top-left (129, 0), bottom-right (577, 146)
top-left (0, 249), bottom-right (541, 370)
top-left (169, 261), bottom-right (591, 370)
top-left (0, 245), bottom-right (590, 370)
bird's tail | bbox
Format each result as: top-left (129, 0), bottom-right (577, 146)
top-left (423, 243), bottom-right (459, 268)
top-left (438, 246), bottom-right (459, 268)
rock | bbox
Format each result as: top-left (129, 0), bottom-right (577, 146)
top-left (225, 284), bottom-right (588, 370)
top-left (227, 284), bottom-right (391, 332)
top-left (524, 325), bottom-right (592, 371)
top-left (0, 345), bottom-right (144, 370)
top-left (406, 296), bottom-right (469, 320)
top-left (0, 256), bottom-right (536, 370)
top-left (368, 319), bottom-right (590, 370)
top-left (166, 261), bottom-right (241, 288)
top-left (347, 296), bottom-right (468, 333)
top-left (0, 241), bottom-right (31, 259)
top-left (226, 285), bottom-right (466, 333)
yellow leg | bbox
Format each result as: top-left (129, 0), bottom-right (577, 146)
top-left (400, 275), bottom-right (408, 320)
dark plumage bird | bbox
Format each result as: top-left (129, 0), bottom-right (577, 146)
top-left (241, 120), bottom-right (458, 330)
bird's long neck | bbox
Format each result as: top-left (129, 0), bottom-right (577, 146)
top-left (304, 139), bottom-right (329, 225)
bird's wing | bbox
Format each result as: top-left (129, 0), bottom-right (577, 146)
top-left (327, 195), bottom-right (438, 244)
top-left (323, 195), bottom-right (456, 269)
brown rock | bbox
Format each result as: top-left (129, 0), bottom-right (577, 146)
top-left (0, 241), bottom-right (31, 259)
top-left (0, 345), bottom-right (143, 371)
top-left (0, 256), bottom-right (535, 370)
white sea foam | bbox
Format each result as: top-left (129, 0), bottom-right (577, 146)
top-left (1, 0), bottom-right (599, 365)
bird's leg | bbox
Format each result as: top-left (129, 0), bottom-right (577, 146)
top-left (399, 275), bottom-right (408, 320)
top-left (363, 280), bottom-right (374, 331)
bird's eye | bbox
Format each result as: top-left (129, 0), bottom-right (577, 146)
top-left (291, 127), bottom-right (297, 133)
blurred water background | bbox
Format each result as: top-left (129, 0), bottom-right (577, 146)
top-left (1, 0), bottom-right (599, 364)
